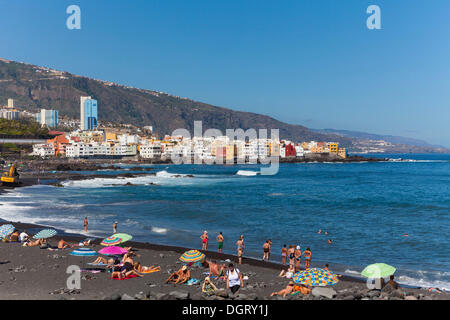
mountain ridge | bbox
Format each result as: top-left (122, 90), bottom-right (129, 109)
top-left (0, 58), bottom-right (352, 146)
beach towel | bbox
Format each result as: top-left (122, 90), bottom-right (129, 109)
top-left (185, 278), bottom-right (201, 285)
top-left (81, 269), bottom-right (102, 273)
top-left (111, 274), bottom-right (138, 280)
top-left (88, 263), bottom-right (108, 267)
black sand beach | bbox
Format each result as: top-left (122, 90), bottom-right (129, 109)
top-left (0, 221), bottom-right (448, 301)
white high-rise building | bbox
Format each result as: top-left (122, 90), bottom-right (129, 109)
top-left (7, 99), bottom-right (14, 109)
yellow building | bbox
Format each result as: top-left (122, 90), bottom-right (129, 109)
top-left (329, 143), bottom-right (338, 153)
top-left (338, 148), bottom-right (347, 159)
top-left (105, 132), bottom-right (117, 141)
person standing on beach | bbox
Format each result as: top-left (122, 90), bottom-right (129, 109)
top-left (84, 217), bottom-right (88, 232)
top-left (201, 231), bottom-right (208, 251)
top-left (281, 244), bottom-right (288, 266)
top-left (288, 245), bottom-right (295, 268)
top-left (236, 236), bottom-right (244, 264)
top-left (216, 232), bottom-right (224, 253)
top-left (262, 240), bottom-right (270, 262)
top-left (303, 247), bottom-right (312, 269)
top-left (268, 239), bottom-right (272, 260)
top-left (113, 221), bottom-right (118, 233)
top-left (294, 245), bottom-right (302, 271)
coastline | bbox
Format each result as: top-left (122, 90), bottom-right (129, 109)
top-left (0, 159), bottom-right (448, 300)
top-left (1, 219), bottom-right (448, 300)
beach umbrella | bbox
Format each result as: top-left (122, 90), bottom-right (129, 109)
top-left (112, 233), bottom-right (133, 244)
top-left (101, 236), bottom-right (122, 246)
top-left (98, 246), bottom-right (128, 256)
top-left (293, 268), bottom-right (339, 287)
top-left (361, 263), bottom-right (396, 278)
top-left (70, 248), bottom-right (98, 257)
top-left (0, 224), bottom-right (15, 239)
top-left (33, 229), bottom-right (57, 239)
top-left (180, 250), bottom-right (206, 263)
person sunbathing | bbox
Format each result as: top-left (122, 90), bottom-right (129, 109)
top-left (91, 257), bottom-right (116, 265)
top-left (9, 231), bottom-right (20, 242)
top-left (279, 265), bottom-right (295, 278)
top-left (111, 261), bottom-right (143, 279)
top-left (58, 239), bottom-right (74, 249)
top-left (202, 277), bottom-right (219, 295)
top-left (295, 283), bottom-right (312, 295)
top-left (23, 238), bottom-right (44, 247)
top-left (207, 260), bottom-right (225, 277)
top-left (133, 262), bottom-right (160, 273)
top-left (270, 281), bottom-right (295, 297)
top-left (166, 266), bottom-right (191, 284)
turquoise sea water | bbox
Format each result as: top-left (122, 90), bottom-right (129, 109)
top-left (0, 154), bottom-right (449, 290)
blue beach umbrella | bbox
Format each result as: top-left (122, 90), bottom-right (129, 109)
top-left (70, 248), bottom-right (97, 257)
top-left (0, 224), bottom-right (15, 239)
top-left (33, 229), bottom-right (57, 239)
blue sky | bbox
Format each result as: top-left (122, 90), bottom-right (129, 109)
top-left (0, 0), bottom-right (449, 146)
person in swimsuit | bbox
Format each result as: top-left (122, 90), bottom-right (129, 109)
top-left (216, 232), bottom-right (224, 253)
top-left (166, 266), bottom-right (191, 284)
top-left (294, 246), bottom-right (302, 271)
top-left (133, 262), bottom-right (160, 273)
top-left (236, 236), bottom-right (245, 264)
top-left (288, 245), bottom-right (295, 268)
top-left (201, 231), bottom-right (208, 251)
top-left (58, 239), bottom-right (73, 249)
top-left (270, 281), bottom-right (295, 298)
top-left (281, 244), bottom-right (288, 266)
top-left (303, 247), bottom-right (312, 269)
top-left (84, 217), bottom-right (88, 232)
top-left (113, 221), bottom-right (118, 233)
top-left (262, 240), bottom-right (270, 262)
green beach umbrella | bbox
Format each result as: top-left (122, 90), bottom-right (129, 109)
top-left (112, 233), bottom-right (132, 244)
top-left (361, 263), bottom-right (396, 278)
top-left (33, 229), bottom-right (57, 240)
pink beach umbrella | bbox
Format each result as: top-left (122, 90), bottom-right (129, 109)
top-left (98, 246), bottom-right (128, 256)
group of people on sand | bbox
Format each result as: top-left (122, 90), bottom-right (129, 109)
top-left (165, 259), bottom-right (244, 296)
top-left (92, 249), bottom-right (160, 280)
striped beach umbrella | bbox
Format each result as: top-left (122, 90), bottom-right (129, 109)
top-left (98, 246), bottom-right (128, 256)
top-left (112, 233), bottom-right (133, 244)
top-left (293, 268), bottom-right (339, 287)
top-left (180, 250), bottom-right (206, 263)
top-left (33, 229), bottom-right (57, 239)
top-left (101, 236), bottom-right (122, 246)
top-left (70, 248), bottom-right (97, 257)
top-left (361, 263), bottom-right (396, 278)
top-left (0, 224), bottom-right (15, 239)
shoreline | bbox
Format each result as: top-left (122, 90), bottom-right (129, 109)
top-left (0, 163), bottom-right (448, 292)
top-left (0, 220), bottom-right (448, 300)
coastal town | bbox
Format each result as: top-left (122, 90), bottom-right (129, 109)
top-left (0, 97), bottom-right (349, 162)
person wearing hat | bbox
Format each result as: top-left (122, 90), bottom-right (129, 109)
top-left (113, 221), bottom-right (118, 233)
top-left (270, 281), bottom-right (295, 298)
top-left (201, 231), bottom-right (208, 251)
top-left (202, 276), bottom-right (218, 295)
top-left (166, 265), bottom-right (191, 284)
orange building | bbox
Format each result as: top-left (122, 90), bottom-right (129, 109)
top-left (47, 135), bottom-right (70, 156)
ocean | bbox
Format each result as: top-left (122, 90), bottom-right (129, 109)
top-left (0, 154), bottom-right (449, 290)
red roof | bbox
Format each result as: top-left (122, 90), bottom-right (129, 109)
top-left (48, 131), bottom-right (65, 136)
